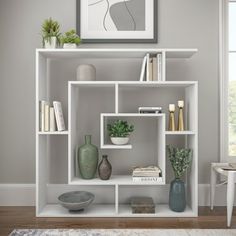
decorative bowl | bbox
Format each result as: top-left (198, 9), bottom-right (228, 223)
top-left (58, 191), bottom-right (94, 211)
top-left (110, 137), bottom-right (129, 145)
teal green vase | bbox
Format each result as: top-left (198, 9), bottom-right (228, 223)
top-left (78, 135), bottom-right (98, 179)
top-left (169, 178), bottom-right (186, 212)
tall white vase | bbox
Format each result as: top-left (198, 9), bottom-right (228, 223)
top-left (44, 36), bottom-right (57, 49)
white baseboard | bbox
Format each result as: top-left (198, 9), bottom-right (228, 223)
top-left (0, 184), bottom-right (232, 206)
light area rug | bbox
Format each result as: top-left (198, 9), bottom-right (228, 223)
top-left (9, 229), bottom-right (236, 236)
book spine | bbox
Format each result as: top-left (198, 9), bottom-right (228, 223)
top-left (132, 177), bottom-right (163, 182)
top-left (157, 54), bottom-right (162, 81)
top-left (53, 101), bottom-right (66, 131)
top-left (49, 107), bottom-right (56, 132)
top-left (152, 56), bottom-right (157, 81)
top-left (139, 56), bottom-right (147, 81)
top-left (149, 57), bottom-right (153, 81)
top-left (40, 100), bottom-right (46, 131)
top-left (146, 53), bottom-right (150, 81)
top-left (44, 104), bottom-right (50, 132)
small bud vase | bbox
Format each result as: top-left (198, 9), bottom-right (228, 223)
top-left (98, 155), bottom-right (112, 180)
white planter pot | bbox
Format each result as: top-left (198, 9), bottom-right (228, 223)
top-left (44, 36), bottom-right (57, 49)
top-left (110, 137), bottom-right (129, 145)
top-left (63, 43), bottom-right (77, 49)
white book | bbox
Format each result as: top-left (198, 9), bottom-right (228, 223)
top-left (53, 101), bottom-right (66, 131)
top-left (146, 53), bottom-right (150, 82)
top-left (132, 177), bottom-right (163, 182)
top-left (149, 57), bottom-right (153, 81)
top-left (157, 53), bottom-right (162, 81)
top-left (44, 104), bottom-right (50, 132)
top-left (39, 100), bottom-right (46, 131)
top-left (139, 56), bottom-right (147, 81)
top-left (49, 107), bottom-right (56, 132)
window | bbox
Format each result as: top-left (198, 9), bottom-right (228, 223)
top-left (228, 1), bottom-right (236, 156)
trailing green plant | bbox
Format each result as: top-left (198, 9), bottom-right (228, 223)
top-left (41, 18), bottom-right (61, 46)
top-left (167, 145), bottom-right (192, 179)
top-left (107, 120), bottom-right (134, 137)
top-left (60, 29), bottom-right (81, 45)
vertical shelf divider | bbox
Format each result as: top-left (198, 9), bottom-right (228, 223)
top-left (115, 83), bottom-right (119, 114)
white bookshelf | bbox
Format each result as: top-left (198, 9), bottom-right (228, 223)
top-left (36, 48), bottom-right (198, 218)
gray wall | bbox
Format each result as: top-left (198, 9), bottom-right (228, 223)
top-left (0, 0), bottom-right (219, 184)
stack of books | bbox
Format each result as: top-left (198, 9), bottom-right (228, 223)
top-left (139, 53), bottom-right (163, 82)
top-left (138, 107), bottom-right (162, 114)
top-left (132, 166), bottom-right (162, 182)
top-left (39, 101), bottom-right (66, 132)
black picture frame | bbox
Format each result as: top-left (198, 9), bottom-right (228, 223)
top-left (76, 0), bottom-right (157, 43)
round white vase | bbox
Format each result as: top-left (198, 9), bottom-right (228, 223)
top-left (77, 64), bottom-right (96, 81)
top-left (63, 43), bottom-right (77, 49)
top-left (110, 137), bottom-right (129, 145)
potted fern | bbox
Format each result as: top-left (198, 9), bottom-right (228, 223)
top-left (60, 29), bottom-right (81, 49)
top-left (41, 18), bottom-right (61, 49)
top-left (167, 145), bottom-right (192, 212)
top-left (107, 120), bottom-right (134, 145)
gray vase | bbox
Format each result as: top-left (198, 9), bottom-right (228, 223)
top-left (169, 178), bottom-right (186, 212)
top-left (77, 64), bottom-right (96, 81)
top-left (78, 135), bottom-right (98, 179)
top-left (98, 155), bottom-right (112, 180)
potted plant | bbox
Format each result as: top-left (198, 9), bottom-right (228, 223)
top-left (107, 120), bottom-right (134, 145)
top-left (41, 18), bottom-right (61, 49)
top-left (60, 29), bottom-right (81, 49)
top-left (167, 145), bottom-right (192, 212)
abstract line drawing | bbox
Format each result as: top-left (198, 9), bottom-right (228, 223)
top-left (88, 0), bottom-right (145, 31)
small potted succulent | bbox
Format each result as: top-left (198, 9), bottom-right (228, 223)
top-left (107, 120), bottom-right (134, 145)
top-left (60, 29), bottom-right (81, 49)
top-left (167, 145), bottom-right (192, 212)
top-left (41, 18), bottom-right (61, 49)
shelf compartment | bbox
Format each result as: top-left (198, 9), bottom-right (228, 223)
top-left (118, 204), bottom-right (195, 217)
top-left (38, 204), bottom-right (116, 217)
top-left (70, 175), bottom-right (164, 186)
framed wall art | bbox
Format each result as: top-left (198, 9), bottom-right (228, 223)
top-left (77, 0), bottom-right (157, 43)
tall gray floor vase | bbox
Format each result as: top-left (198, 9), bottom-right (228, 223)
top-left (169, 178), bottom-right (186, 212)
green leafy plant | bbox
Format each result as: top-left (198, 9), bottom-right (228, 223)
top-left (107, 120), bottom-right (134, 137)
top-left (41, 18), bottom-right (61, 46)
top-left (60, 29), bottom-right (81, 45)
top-left (167, 145), bottom-right (192, 179)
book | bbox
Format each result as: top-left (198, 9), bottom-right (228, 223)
top-left (152, 56), bottom-right (157, 81)
top-left (44, 103), bottom-right (50, 132)
top-left (138, 107), bottom-right (162, 113)
top-left (132, 177), bottom-right (163, 182)
top-left (149, 57), bottom-right (153, 81)
top-left (139, 56), bottom-right (147, 81)
top-left (53, 101), bottom-right (66, 131)
top-left (132, 166), bottom-right (162, 177)
top-left (157, 53), bottom-right (162, 81)
top-left (49, 107), bottom-right (56, 132)
top-left (146, 53), bottom-right (150, 81)
top-left (39, 100), bottom-right (46, 131)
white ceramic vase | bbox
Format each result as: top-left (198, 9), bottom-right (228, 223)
top-left (77, 64), bottom-right (96, 81)
top-left (44, 36), bottom-right (57, 49)
top-left (110, 137), bottom-right (129, 145)
top-left (63, 43), bottom-right (77, 49)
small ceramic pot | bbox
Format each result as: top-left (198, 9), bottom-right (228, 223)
top-left (44, 36), bottom-right (57, 49)
top-left (110, 137), bottom-right (129, 145)
top-left (77, 64), bottom-right (96, 81)
top-left (63, 43), bottom-right (77, 49)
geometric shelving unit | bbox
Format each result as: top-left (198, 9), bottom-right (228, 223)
top-left (36, 48), bottom-right (198, 217)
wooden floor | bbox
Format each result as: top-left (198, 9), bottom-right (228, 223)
top-left (0, 207), bottom-right (236, 235)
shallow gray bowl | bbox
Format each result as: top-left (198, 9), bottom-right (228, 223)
top-left (58, 191), bottom-right (94, 212)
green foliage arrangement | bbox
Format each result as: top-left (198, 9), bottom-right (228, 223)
top-left (60, 29), bottom-right (81, 45)
top-left (41, 18), bottom-right (61, 46)
top-left (107, 120), bottom-right (134, 137)
top-left (167, 145), bottom-right (192, 179)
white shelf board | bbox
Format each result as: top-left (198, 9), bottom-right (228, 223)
top-left (101, 144), bottom-right (132, 149)
top-left (165, 131), bottom-right (196, 135)
top-left (118, 204), bottom-right (196, 217)
top-left (70, 175), bottom-right (164, 186)
top-left (38, 131), bottom-right (69, 135)
top-left (37, 48), bottom-right (197, 59)
top-left (38, 204), bottom-right (116, 217)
